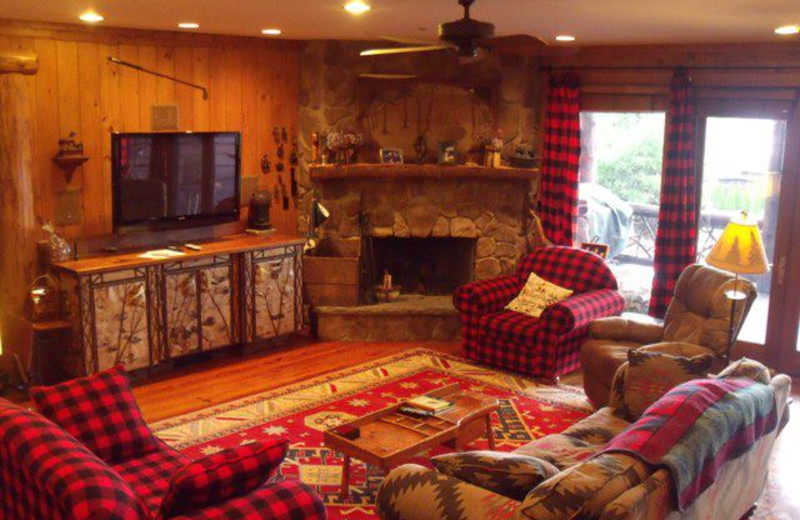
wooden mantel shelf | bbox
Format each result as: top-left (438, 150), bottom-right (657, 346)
top-left (310, 163), bottom-right (540, 182)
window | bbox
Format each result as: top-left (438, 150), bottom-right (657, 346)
top-left (577, 112), bottom-right (666, 312)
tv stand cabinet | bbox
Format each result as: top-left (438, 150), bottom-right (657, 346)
top-left (51, 234), bottom-right (304, 378)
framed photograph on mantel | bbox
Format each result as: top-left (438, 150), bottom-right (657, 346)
top-left (379, 148), bottom-right (404, 165)
top-left (438, 141), bottom-right (457, 165)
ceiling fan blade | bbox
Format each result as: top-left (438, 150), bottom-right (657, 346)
top-left (360, 45), bottom-right (452, 57)
top-left (379, 35), bottom-right (443, 46)
top-left (359, 73), bottom-right (419, 80)
top-left (482, 34), bottom-right (550, 54)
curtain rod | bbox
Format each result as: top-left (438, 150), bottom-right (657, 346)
top-left (541, 65), bottom-right (800, 72)
top-left (583, 84), bottom-right (800, 93)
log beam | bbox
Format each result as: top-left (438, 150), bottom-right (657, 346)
top-left (0, 51), bottom-right (38, 75)
top-left (0, 60), bottom-right (38, 369)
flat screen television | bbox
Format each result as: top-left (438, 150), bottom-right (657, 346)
top-left (112, 132), bottom-right (241, 232)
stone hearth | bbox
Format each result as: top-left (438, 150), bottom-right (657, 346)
top-left (313, 295), bottom-right (460, 342)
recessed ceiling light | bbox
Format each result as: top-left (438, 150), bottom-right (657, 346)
top-left (555, 34), bottom-right (576, 42)
top-left (262, 28), bottom-right (282, 36)
top-left (775, 24), bottom-right (800, 35)
top-left (178, 22), bottom-right (199, 29)
top-left (79, 11), bottom-right (104, 23)
top-left (344, 0), bottom-right (372, 15)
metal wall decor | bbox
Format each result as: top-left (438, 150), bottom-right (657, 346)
top-left (108, 57), bottom-right (209, 100)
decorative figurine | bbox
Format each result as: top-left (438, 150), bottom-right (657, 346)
top-left (311, 132), bottom-right (321, 164)
top-left (56, 131), bottom-right (84, 157)
top-left (484, 135), bottom-right (503, 168)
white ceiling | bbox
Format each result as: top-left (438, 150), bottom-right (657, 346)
top-left (0, 0), bottom-right (798, 45)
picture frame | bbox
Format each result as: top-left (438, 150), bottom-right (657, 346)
top-left (379, 148), bottom-right (404, 165)
top-left (438, 141), bottom-right (457, 165)
top-left (580, 241), bottom-right (610, 259)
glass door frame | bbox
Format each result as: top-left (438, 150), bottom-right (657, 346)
top-left (695, 98), bottom-right (800, 374)
top-left (766, 103), bottom-right (800, 375)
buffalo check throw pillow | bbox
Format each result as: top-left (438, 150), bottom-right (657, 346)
top-left (30, 364), bottom-right (160, 463)
top-left (506, 272), bottom-right (573, 318)
top-left (159, 439), bottom-right (288, 518)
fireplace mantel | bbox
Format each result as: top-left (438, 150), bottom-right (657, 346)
top-left (310, 163), bottom-right (539, 182)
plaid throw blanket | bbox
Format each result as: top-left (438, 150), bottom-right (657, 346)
top-left (603, 378), bottom-right (777, 511)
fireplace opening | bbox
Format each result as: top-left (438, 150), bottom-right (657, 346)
top-left (368, 237), bottom-right (476, 296)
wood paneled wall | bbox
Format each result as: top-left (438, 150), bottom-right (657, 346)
top-left (0, 21), bottom-right (300, 240)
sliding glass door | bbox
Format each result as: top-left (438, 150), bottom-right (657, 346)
top-left (696, 102), bottom-right (800, 374)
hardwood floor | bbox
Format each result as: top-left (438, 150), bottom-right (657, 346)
top-left (127, 337), bottom-right (796, 519)
top-left (132, 337), bottom-right (463, 423)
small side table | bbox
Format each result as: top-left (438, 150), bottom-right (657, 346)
top-left (6, 317), bottom-right (72, 387)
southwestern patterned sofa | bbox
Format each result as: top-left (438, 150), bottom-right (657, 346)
top-left (454, 246), bottom-right (625, 380)
top-left (376, 357), bottom-right (791, 520)
top-left (0, 366), bottom-right (326, 520)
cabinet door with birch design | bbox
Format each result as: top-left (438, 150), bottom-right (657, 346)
top-left (198, 263), bottom-right (235, 350)
top-left (163, 256), bottom-right (235, 358)
top-left (252, 253), bottom-right (298, 339)
top-left (90, 270), bottom-right (151, 372)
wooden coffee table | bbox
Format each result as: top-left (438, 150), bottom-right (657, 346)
top-left (322, 384), bottom-right (499, 499)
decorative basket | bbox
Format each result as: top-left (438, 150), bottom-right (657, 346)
top-left (26, 275), bottom-right (60, 322)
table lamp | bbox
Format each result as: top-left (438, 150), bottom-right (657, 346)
top-left (705, 211), bottom-right (769, 362)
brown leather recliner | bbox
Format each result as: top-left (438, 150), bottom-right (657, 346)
top-left (581, 263), bottom-right (757, 407)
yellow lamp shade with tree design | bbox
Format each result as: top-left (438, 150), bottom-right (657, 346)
top-left (705, 211), bottom-right (769, 361)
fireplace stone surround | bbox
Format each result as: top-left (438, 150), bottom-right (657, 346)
top-left (311, 164), bottom-right (540, 279)
top-left (309, 164), bottom-right (540, 341)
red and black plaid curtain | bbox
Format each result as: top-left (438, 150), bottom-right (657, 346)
top-left (649, 69), bottom-right (698, 317)
top-left (540, 73), bottom-right (581, 246)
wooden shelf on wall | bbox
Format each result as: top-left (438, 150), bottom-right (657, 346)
top-left (310, 163), bottom-right (540, 182)
top-left (52, 154), bottom-right (90, 174)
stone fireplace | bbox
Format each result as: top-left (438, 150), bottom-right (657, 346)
top-left (308, 163), bottom-right (539, 341)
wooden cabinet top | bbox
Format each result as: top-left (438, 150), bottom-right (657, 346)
top-left (51, 234), bottom-right (305, 276)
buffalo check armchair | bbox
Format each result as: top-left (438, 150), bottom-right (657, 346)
top-left (0, 366), bottom-right (326, 520)
top-left (454, 246), bottom-right (625, 380)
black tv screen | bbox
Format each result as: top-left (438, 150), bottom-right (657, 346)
top-left (112, 132), bottom-right (240, 231)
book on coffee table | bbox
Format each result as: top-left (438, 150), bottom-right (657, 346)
top-left (406, 395), bottom-right (453, 413)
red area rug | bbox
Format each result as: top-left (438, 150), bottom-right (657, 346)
top-left (152, 349), bottom-right (592, 519)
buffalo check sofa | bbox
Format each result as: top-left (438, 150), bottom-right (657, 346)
top-left (454, 246), bottom-right (625, 380)
top-left (0, 366), bottom-right (326, 520)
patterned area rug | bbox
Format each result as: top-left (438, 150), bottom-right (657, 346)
top-left (152, 349), bottom-right (593, 519)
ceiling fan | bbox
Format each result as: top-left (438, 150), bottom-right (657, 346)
top-left (360, 0), bottom-right (577, 59)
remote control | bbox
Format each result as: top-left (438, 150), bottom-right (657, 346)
top-left (184, 243), bottom-right (202, 251)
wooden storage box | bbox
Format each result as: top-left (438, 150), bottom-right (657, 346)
top-left (304, 239), bottom-right (361, 306)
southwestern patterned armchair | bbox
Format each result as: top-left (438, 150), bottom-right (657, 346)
top-left (0, 367), bottom-right (326, 519)
top-left (454, 246), bottom-right (625, 380)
